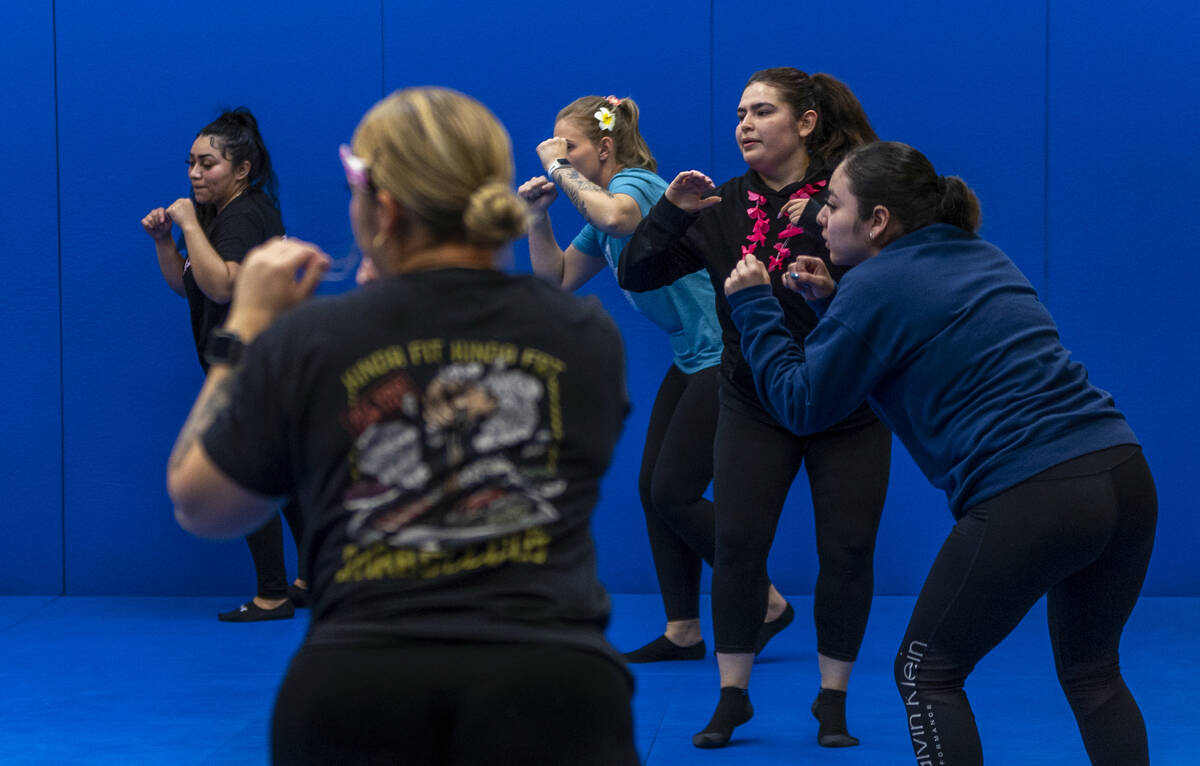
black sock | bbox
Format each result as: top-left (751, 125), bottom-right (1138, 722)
top-left (754, 601), bottom-right (795, 655)
top-left (623, 635), bottom-right (705, 663)
top-left (812, 688), bottom-right (860, 747)
top-left (692, 687), bottom-right (754, 748)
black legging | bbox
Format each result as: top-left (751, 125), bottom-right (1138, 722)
top-left (247, 499), bottom-right (305, 599)
top-left (896, 445), bottom-right (1156, 766)
top-left (712, 396), bottom-right (891, 656)
top-left (638, 364), bottom-right (719, 621)
top-left (272, 640), bottom-right (638, 766)
top-left (203, 355), bottom-right (304, 601)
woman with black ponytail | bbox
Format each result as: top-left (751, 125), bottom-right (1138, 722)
top-left (620, 67), bottom-right (890, 749)
top-left (142, 108), bottom-right (305, 622)
top-left (726, 140), bottom-right (1155, 765)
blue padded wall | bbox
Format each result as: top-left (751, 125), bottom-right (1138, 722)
top-left (380, 0), bottom-right (714, 592)
top-left (1046, 0), bottom-right (1200, 593)
top-left (0, 3), bottom-right (63, 594)
top-left (1, 1), bottom-right (1195, 597)
top-left (55, 0), bottom-right (382, 594)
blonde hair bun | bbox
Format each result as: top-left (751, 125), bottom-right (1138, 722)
top-left (352, 87), bottom-right (527, 249)
top-left (463, 179), bottom-right (530, 246)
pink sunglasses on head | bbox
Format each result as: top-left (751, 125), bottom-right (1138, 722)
top-left (339, 144), bottom-right (372, 190)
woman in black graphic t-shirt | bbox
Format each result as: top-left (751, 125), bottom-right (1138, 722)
top-left (142, 108), bottom-right (304, 622)
top-left (166, 87), bottom-right (638, 766)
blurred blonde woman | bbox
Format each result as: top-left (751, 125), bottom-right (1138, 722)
top-left (167, 87), bottom-right (639, 766)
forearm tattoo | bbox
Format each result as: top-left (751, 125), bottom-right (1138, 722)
top-left (557, 167), bottom-right (613, 222)
top-left (168, 370), bottom-right (237, 470)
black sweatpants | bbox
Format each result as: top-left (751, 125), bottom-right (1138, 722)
top-left (246, 498), bottom-right (305, 599)
top-left (711, 398), bottom-right (891, 656)
top-left (272, 640), bottom-right (639, 766)
top-left (896, 445), bottom-right (1156, 766)
top-left (638, 364), bottom-right (719, 621)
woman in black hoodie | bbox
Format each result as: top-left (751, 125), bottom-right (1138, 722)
top-left (620, 67), bottom-right (889, 749)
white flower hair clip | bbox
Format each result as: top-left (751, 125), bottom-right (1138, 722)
top-left (594, 107), bottom-right (615, 132)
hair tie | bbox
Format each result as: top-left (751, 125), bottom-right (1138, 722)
top-left (605, 95), bottom-right (621, 107)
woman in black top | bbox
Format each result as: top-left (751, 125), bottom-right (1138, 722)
top-left (620, 67), bottom-right (891, 748)
top-left (166, 86), bottom-right (638, 766)
top-left (142, 108), bottom-right (304, 622)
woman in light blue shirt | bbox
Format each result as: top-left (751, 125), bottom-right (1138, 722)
top-left (519, 95), bottom-right (734, 663)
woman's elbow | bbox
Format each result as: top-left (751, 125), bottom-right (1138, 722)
top-left (171, 496), bottom-right (246, 540)
top-left (168, 472), bottom-right (210, 535)
top-left (166, 461), bottom-right (231, 538)
top-left (199, 281), bottom-right (234, 304)
top-left (596, 213), bottom-right (639, 237)
top-left (173, 502), bottom-right (211, 537)
top-left (194, 265), bottom-right (237, 303)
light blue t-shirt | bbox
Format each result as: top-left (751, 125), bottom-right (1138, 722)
top-left (571, 167), bottom-right (722, 373)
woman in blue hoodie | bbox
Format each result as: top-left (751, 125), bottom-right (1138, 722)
top-left (725, 140), bottom-right (1155, 766)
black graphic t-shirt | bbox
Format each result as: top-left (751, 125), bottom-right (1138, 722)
top-left (203, 268), bottom-right (630, 667)
top-left (182, 189), bottom-right (284, 370)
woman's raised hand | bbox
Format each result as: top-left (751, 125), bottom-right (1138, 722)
top-left (781, 255), bottom-right (836, 300)
top-left (166, 198), bottom-right (199, 230)
top-left (224, 237), bottom-right (330, 339)
top-left (517, 176), bottom-right (558, 215)
top-left (724, 255), bottom-right (770, 295)
top-left (535, 137), bottom-right (569, 170)
top-left (665, 171), bottom-right (721, 213)
top-left (779, 197), bottom-right (811, 226)
top-left (141, 207), bottom-right (174, 241)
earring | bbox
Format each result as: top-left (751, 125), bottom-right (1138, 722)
top-left (867, 230), bottom-right (875, 241)
top-left (371, 232), bottom-right (390, 249)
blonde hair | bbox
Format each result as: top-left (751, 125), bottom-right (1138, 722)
top-left (556, 95), bottom-right (657, 172)
top-left (352, 87), bottom-right (528, 247)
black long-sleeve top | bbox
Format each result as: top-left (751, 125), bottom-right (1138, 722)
top-left (619, 166), bottom-right (877, 430)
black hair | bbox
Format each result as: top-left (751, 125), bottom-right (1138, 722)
top-left (841, 141), bottom-right (981, 236)
top-left (196, 107), bottom-right (279, 210)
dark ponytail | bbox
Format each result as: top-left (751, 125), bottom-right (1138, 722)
top-left (197, 107), bottom-right (279, 209)
top-left (841, 141), bottom-right (981, 237)
top-left (935, 176), bottom-right (979, 233)
top-left (808, 73), bottom-right (877, 165)
top-left (745, 68), bottom-right (877, 166)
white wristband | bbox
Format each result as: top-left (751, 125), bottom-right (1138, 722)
top-left (546, 158), bottom-right (571, 178)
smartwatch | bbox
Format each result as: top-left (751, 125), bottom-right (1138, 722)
top-left (546, 158), bottom-right (572, 178)
top-left (205, 328), bottom-right (246, 367)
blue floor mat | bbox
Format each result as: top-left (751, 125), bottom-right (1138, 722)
top-left (0, 595), bottom-right (1194, 765)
